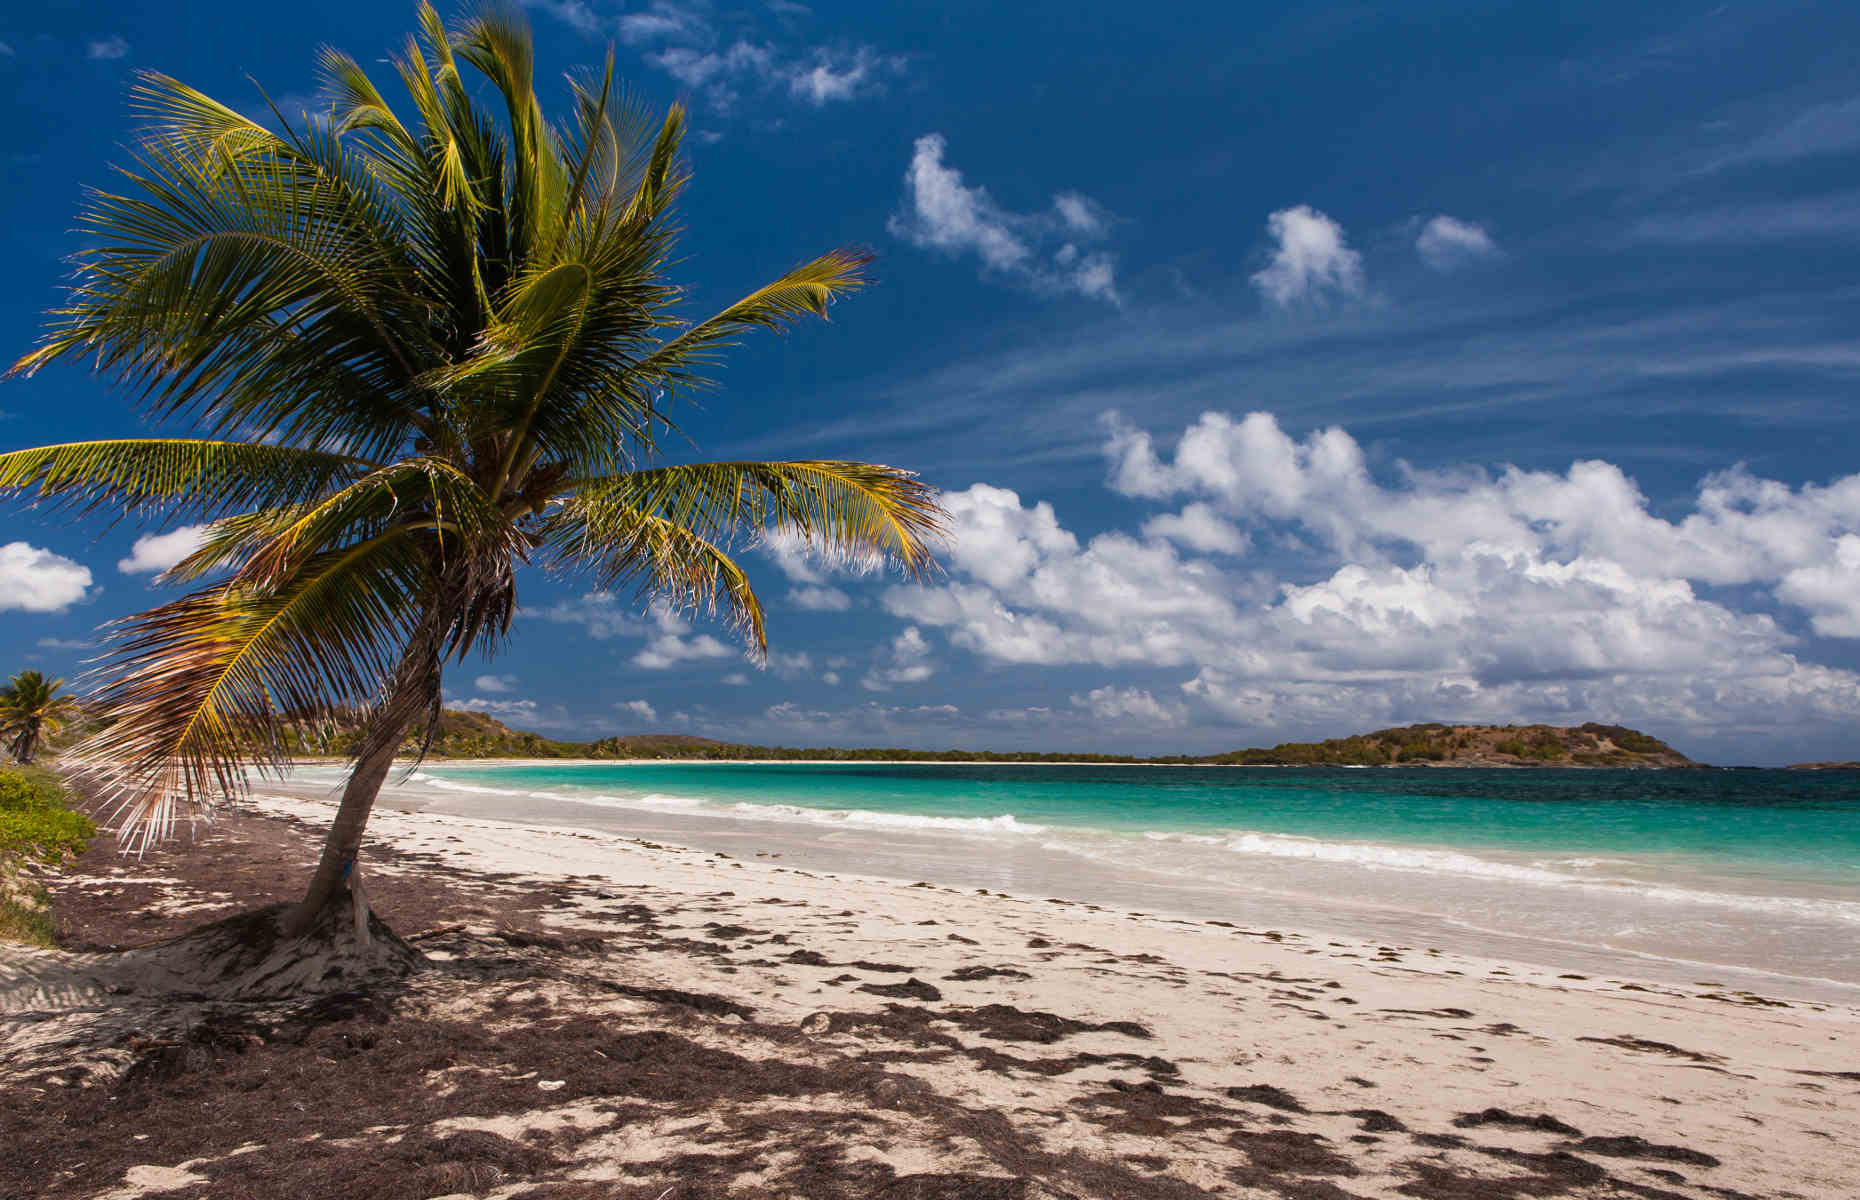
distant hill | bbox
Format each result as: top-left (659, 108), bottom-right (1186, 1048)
top-left (278, 711), bottom-right (1694, 768)
top-left (1204, 722), bottom-right (1695, 768)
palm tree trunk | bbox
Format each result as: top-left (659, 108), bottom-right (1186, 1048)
top-left (281, 602), bottom-right (447, 939)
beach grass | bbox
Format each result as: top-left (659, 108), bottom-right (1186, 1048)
top-left (0, 765), bottom-right (94, 946)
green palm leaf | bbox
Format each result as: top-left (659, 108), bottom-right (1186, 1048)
top-left (0, 439), bottom-right (373, 522)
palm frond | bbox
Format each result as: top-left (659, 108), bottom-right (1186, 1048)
top-left (0, 439), bottom-right (372, 523)
top-left (73, 533), bottom-right (429, 850)
top-left (625, 249), bottom-right (872, 392)
top-left (536, 495), bottom-right (767, 657)
top-left (561, 460), bottom-right (945, 579)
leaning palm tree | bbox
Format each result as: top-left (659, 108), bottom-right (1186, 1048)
top-left (0, 669), bottom-right (79, 764)
top-left (0, 5), bottom-right (941, 942)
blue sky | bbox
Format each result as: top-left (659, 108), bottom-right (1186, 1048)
top-left (5, 1), bottom-right (1860, 763)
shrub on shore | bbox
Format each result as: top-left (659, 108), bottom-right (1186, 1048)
top-left (0, 767), bottom-right (95, 946)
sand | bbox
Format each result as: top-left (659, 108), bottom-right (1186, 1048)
top-left (3, 787), bottom-right (1856, 1199)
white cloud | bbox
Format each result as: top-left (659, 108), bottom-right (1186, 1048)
top-left (1140, 502), bottom-right (1250, 554)
top-left (651, 41), bottom-right (774, 93)
top-left (87, 36), bottom-right (128, 60)
top-left (1777, 536), bottom-right (1860, 637)
top-left (618, 1), bottom-right (702, 43)
top-left (788, 585), bottom-right (852, 611)
top-left (822, 671), bottom-right (842, 686)
top-left (616, 698), bottom-right (659, 723)
top-left (1416, 215), bottom-right (1499, 271)
top-left (633, 601), bottom-right (737, 670)
top-left (1250, 205), bottom-right (1363, 307)
top-left (37, 637), bottom-right (94, 651)
top-left (770, 650), bottom-right (813, 678)
top-left (536, 592), bottom-right (645, 639)
top-left (117, 525), bottom-right (210, 575)
top-left (530, 0), bottom-right (899, 113)
top-left (787, 46), bottom-right (898, 104)
top-left (474, 674), bottom-right (518, 693)
top-left (536, 593), bottom-right (739, 668)
top-left (723, 672), bottom-right (751, 686)
top-left (889, 133), bottom-right (1121, 304)
top-left (1071, 685), bottom-right (1183, 725)
top-left (862, 624), bottom-right (936, 691)
top-left (759, 527), bottom-right (881, 586)
top-left (0, 543), bottom-right (93, 613)
top-left (880, 412), bottom-right (1860, 749)
top-left (455, 697), bottom-right (538, 719)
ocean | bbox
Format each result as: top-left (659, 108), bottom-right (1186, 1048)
top-left (282, 761), bottom-right (1860, 1001)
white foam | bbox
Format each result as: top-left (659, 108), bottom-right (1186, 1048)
top-left (719, 801), bottom-right (1049, 836)
top-left (1134, 828), bottom-right (1860, 923)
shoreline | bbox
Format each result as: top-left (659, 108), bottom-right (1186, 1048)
top-left (287, 755), bottom-right (1729, 769)
top-left (271, 763), bottom-right (1860, 1005)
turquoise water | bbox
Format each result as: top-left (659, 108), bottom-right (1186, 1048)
top-left (297, 760), bottom-right (1860, 991)
top-left (417, 762), bottom-right (1860, 885)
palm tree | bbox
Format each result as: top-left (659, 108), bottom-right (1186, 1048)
top-left (0, 5), bottom-right (942, 939)
top-left (0, 670), bottom-right (79, 764)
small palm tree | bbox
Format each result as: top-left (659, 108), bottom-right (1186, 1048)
top-left (0, 5), bottom-right (941, 938)
top-left (0, 670), bottom-right (79, 764)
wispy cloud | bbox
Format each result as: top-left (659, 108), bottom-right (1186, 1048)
top-left (1629, 192), bottom-right (1860, 244)
top-left (889, 133), bottom-right (1121, 304)
top-left (1415, 215), bottom-right (1500, 271)
top-left (529, 0), bottom-right (902, 113)
top-left (86, 36), bottom-right (129, 61)
top-left (1707, 95), bottom-right (1860, 172)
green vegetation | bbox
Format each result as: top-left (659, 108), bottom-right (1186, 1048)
top-left (0, 5), bottom-right (942, 932)
top-left (0, 767), bottom-right (95, 946)
top-left (279, 709), bottom-right (1695, 768)
top-left (0, 670), bottom-right (78, 764)
top-left (1210, 722), bottom-right (1683, 767)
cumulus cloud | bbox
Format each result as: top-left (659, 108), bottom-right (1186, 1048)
top-left (117, 525), bottom-right (210, 575)
top-left (536, 592), bottom-right (646, 639)
top-left (862, 625), bottom-right (936, 691)
top-left (758, 527), bottom-right (881, 586)
top-left (616, 698), bottom-right (659, 723)
top-left (722, 672), bottom-right (750, 685)
top-left (0, 543), bottom-right (93, 613)
top-left (633, 602), bottom-right (736, 670)
top-left (769, 650), bottom-right (813, 679)
top-left (1250, 205), bottom-right (1363, 307)
top-left (889, 134), bottom-right (1121, 304)
top-left (1416, 215), bottom-right (1499, 271)
top-left (1071, 685), bottom-right (1183, 725)
top-left (535, 594), bottom-right (738, 668)
top-left (1140, 503), bottom-right (1250, 555)
top-left (87, 36), bottom-right (129, 60)
top-left (474, 674), bottom-right (518, 693)
top-left (788, 585), bottom-right (852, 611)
top-left (455, 697), bottom-right (539, 719)
top-left (1777, 536), bottom-right (1860, 637)
top-left (881, 411), bottom-right (1860, 748)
